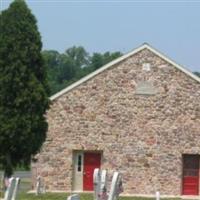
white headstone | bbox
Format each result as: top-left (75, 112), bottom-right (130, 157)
top-left (11, 178), bottom-right (20, 200)
top-left (156, 191), bottom-right (160, 200)
top-left (36, 176), bottom-right (41, 195)
top-left (0, 173), bottom-right (4, 192)
top-left (100, 170), bottom-right (107, 190)
top-left (67, 194), bottom-right (80, 200)
top-left (93, 168), bottom-right (101, 200)
top-left (108, 172), bottom-right (123, 200)
top-left (4, 177), bottom-right (16, 200)
top-left (99, 170), bottom-right (108, 200)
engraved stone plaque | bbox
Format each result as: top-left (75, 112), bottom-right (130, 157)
top-left (135, 81), bottom-right (156, 95)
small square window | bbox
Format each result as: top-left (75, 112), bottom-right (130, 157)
top-left (142, 63), bottom-right (151, 71)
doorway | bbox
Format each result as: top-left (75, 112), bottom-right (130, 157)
top-left (73, 151), bottom-right (101, 191)
top-left (182, 155), bottom-right (199, 195)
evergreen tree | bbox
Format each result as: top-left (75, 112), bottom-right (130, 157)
top-left (0, 0), bottom-right (49, 177)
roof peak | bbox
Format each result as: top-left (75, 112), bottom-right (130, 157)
top-left (50, 43), bottom-right (200, 101)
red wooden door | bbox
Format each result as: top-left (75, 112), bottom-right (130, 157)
top-left (83, 152), bottom-right (101, 191)
top-left (182, 155), bottom-right (199, 195)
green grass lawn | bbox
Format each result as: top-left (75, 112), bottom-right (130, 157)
top-left (0, 172), bottom-right (183, 200)
top-left (17, 193), bottom-right (182, 200)
top-left (19, 192), bottom-right (68, 200)
top-left (0, 191), bottom-right (184, 200)
top-left (0, 179), bottom-right (183, 200)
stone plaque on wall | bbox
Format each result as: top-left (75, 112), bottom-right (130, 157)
top-left (135, 81), bottom-right (156, 95)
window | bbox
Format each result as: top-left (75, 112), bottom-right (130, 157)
top-left (77, 154), bottom-right (82, 172)
top-left (142, 63), bottom-right (151, 71)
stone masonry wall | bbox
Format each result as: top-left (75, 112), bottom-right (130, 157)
top-left (32, 48), bottom-right (200, 196)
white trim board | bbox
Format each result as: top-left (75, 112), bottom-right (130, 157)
top-left (50, 43), bottom-right (200, 101)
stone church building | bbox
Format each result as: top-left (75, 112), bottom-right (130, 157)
top-left (32, 44), bottom-right (200, 196)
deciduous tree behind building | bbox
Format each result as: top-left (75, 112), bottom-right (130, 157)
top-left (0, 0), bottom-right (49, 177)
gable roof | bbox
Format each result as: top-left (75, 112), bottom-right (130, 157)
top-left (50, 43), bottom-right (200, 101)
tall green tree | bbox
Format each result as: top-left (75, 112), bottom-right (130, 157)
top-left (57, 54), bottom-right (76, 83)
top-left (194, 72), bottom-right (200, 77)
top-left (90, 53), bottom-right (104, 70)
top-left (42, 47), bottom-right (123, 95)
top-left (42, 50), bottom-right (61, 94)
top-left (65, 46), bottom-right (89, 68)
top-left (0, 0), bottom-right (49, 177)
top-left (90, 51), bottom-right (122, 70)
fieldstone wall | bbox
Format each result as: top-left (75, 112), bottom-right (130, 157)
top-left (32, 48), bottom-right (200, 196)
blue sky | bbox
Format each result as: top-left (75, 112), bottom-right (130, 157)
top-left (1, 0), bottom-right (200, 72)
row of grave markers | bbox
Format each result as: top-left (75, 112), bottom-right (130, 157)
top-left (68, 168), bottom-right (123, 200)
top-left (2, 175), bottom-right (45, 200)
top-left (3, 176), bottom-right (45, 200)
top-left (94, 169), bottom-right (123, 200)
top-left (68, 169), bottom-right (161, 200)
top-left (2, 170), bottom-right (160, 200)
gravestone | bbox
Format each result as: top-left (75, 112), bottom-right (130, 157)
top-left (108, 172), bottom-right (123, 200)
top-left (99, 170), bottom-right (107, 200)
top-left (4, 178), bottom-right (16, 200)
top-left (12, 178), bottom-right (20, 200)
top-left (93, 168), bottom-right (101, 200)
top-left (67, 194), bottom-right (80, 200)
top-left (0, 173), bottom-right (4, 193)
top-left (93, 169), bottom-right (108, 200)
top-left (36, 176), bottom-right (46, 195)
top-left (156, 191), bottom-right (160, 200)
top-left (36, 176), bottom-right (41, 195)
top-left (67, 169), bottom-right (123, 200)
top-left (93, 169), bottom-right (122, 200)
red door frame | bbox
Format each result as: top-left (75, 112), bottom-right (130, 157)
top-left (182, 155), bottom-right (200, 195)
top-left (83, 152), bottom-right (101, 191)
